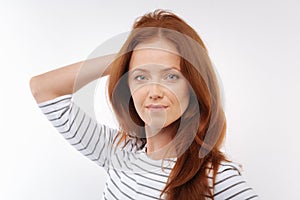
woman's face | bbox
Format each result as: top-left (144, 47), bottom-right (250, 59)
top-left (128, 38), bottom-right (190, 130)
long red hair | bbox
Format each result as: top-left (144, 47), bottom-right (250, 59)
top-left (108, 9), bottom-right (227, 200)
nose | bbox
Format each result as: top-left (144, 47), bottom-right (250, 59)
top-left (148, 84), bottom-right (163, 100)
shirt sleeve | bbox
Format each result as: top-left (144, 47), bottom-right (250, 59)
top-left (212, 162), bottom-right (260, 200)
top-left (37, 94), bottom-right (120, 169)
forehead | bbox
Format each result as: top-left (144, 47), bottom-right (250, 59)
top-left (129, 39), bottom-right (181, 71)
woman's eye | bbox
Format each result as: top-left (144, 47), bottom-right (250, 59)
top-left (166, 74), bottom-right (179, 80)
top-left (134, 75), bottom-right (147, 81)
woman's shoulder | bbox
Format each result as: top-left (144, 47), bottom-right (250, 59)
top-left (217, 160), bottom-right (243, 175)
top-left (210, 160), bottom-right (260, 199)
top-left (206, 160), bottom-right (243, 183)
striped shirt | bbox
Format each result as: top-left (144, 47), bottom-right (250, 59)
top-left (38, 94), bottom-right (259, 200)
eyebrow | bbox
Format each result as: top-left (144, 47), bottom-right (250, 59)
top-left (130, 66), bottom-right (181, 74)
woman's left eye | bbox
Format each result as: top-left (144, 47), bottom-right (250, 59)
top-left (166, 74), bottom-right (179, 80)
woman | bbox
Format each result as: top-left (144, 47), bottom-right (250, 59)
top-left (30, 9), bottom-right (259, 200)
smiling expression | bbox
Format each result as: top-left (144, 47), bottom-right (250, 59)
top-left (128, 38), bottom-right (190, 130)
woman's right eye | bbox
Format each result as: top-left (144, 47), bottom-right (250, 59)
top-left (134, 75), bottom-right (147, 81)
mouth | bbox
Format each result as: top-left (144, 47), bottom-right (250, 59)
top-left (145, 104), bottom-right (169, 111)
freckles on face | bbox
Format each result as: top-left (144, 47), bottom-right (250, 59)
top-left (127, 40), bottom-right (190, 128)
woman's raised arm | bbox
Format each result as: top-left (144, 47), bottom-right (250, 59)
top-left (30, 54), bottom-right (115, 103)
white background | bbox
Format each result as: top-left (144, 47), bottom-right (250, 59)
top-left (1, 0), bottom-right (300, 199)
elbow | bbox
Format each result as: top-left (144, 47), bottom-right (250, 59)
top-left (29, 76), bottom-right (42, 101)
top-left (29, 75), bottom-right (60, 103)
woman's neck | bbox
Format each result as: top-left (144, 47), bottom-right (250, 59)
top-left (144, 124), bottom-right (178, 160)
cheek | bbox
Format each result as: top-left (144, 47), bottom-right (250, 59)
top-left (171, 84), bottom-right (190, 111)
top-left (131, 89), bottom-right (146, 108)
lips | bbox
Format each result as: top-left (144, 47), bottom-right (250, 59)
top-left (145, 104), bottom-right (168, 110)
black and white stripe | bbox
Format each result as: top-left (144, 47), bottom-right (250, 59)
top-left (38, 94), bottom-right (259, 200)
